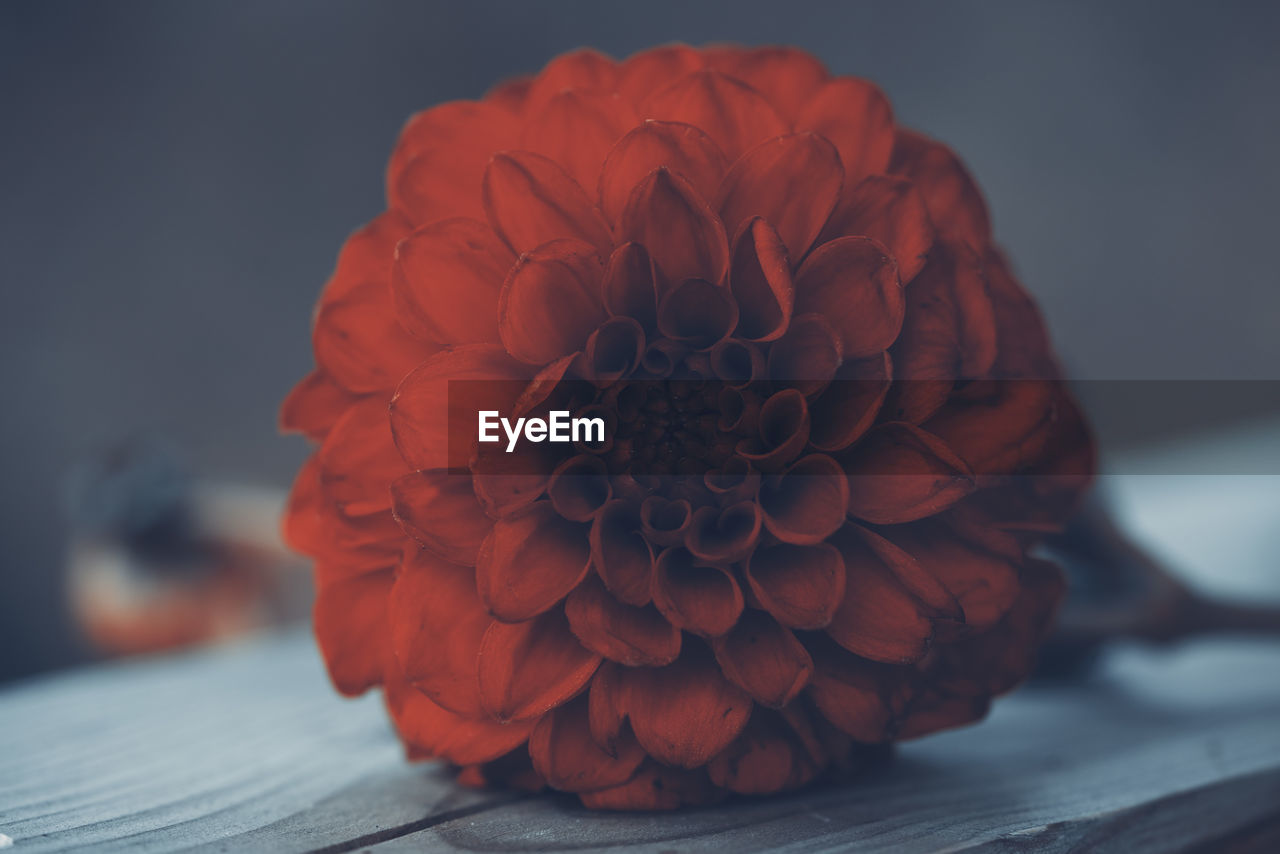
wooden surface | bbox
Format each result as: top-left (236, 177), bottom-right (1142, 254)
top-left (3, 631), bottom-right (1280, 853)
top-left (3, 431), bottom-right (1280, 852)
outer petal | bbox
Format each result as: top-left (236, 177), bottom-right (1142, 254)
top-left (482, 151), bottom-right (613, 258)
top-left (523, 49), bottom-right (619, 114)
top-left (827, 531), bottom-right (936, 664)
top-left (806, 638), bottom-right (911, 743)
top-left (390, 470), bottom-right (492, 565)
top-left (820, 175), bottom-right (935, 284)
top-left (391, 218), bottom-right (514, 345)
top-left (712, 610), bottom-right (813, 708)
top-left (388, 101), bottom-right (521, 225)
top-left (389, 344), bottom-right (528, 473)
top-left (716, 46), bottom-right (830, 124)
top-left (385, 674), bottom-right (533, 766)
top-left (529, 695), bottom-right (646, 793)
top-left (794, 236), bottom-right (903, 360)
top-left (498, 239), bottom-right (606, 365)
top-left (796, 78), bottom-right (894, 185)
top-left (598, 121), bottom-right (728, 227)
top-left (889, 130), bottom-right (991, 252)
top-left (618, 168), bottom-right (729, 286)
top-left (744, 542), bottom-right (845, 630)
top-left (842, 422), bottom-right (975, 524)
top-left (476, 501), bottom-right (591, 622)
top-left (641, 70), bottom-right (788, 161)
top-left (717, 133), bottom-right (843, 262)
top-left (313, 281), bottom-right (439, 395)
top-left (477, 609), bottom-right (602, 722)
top-left (279, 370), bottom-right (362, 441)
top-left (618, 643), bottom-right (752, 768)
top-left (617, 44), bottom-right (704, 103)
top-left (316, 396), bottom-right (404, 516)
top-left (728, 217), bottom-right (793, 342)
top-left (314, 567), bottom-right (393, 696)
top-left (521, 90), bottom-right (639, 193)
top-left (388, 550), bottom-right (491, 718)
top-left (891, 520), bottom-right (1021, 632)
top-left (565, 574), bottom-right (681, 667)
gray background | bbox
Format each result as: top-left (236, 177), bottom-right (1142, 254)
top-left (2, 0), bottom-right (1278, 680)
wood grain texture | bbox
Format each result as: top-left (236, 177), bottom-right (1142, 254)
top-left (1, 631), bottom-right (1278, 853)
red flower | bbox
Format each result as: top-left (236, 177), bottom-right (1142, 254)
top-left (282, 44), bottom-right (1093, 809)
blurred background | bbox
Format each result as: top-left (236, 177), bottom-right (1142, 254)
top-left (2, 0), bottom-right (1278, 682)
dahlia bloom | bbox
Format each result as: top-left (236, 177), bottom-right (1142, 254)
top-left (282, 44), bottom-right (1093, 809)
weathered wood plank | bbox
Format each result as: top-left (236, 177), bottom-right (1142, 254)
top-left (3, 458), bottom-right (1279, 852)
top-left (2, 633), bottom-right (1278, 853)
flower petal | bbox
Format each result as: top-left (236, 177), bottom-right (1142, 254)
top-left (477, 609), bottom-right (601, 723)
top-left (717, 133), bottom-right (843, 261)
top-left (602, 242), bottom-right (662, 330)
top-left (827, 530), bottom-right (936, 664)
top-left (522, 90), bottom-right (639, 193)
top-left (598, 121), bottom-right (728, 227)
top-left (498, 238), bottom-right (606, 365)
top-left (386, 674), bottom-right (534, 766)
top-left (279, 370), bottom-right (362, 441)
top-left (796, 78), bottom-right (894, 185)
top-left (759, 453), bottom-right (848, 544)
top-left (767, 313), bottom-right (843, 397)
top-left (529, 694), bottom-right (646, 793)
top-left (482, 151), bottom-right (613, 258)
top-left (389, 344), bottom-right (528, 472)
top-left (582, 316), bottom-right (646, 387)
top-left (591, 500), bottom-right (655, 605)
top-left (391, 218), bottom-right (514, 345)
top-left (820, 175), bottom-right (935, 284)
top-left (842, 524), bottom-right (962, 620)
top-left (889, 130), bottom-right (991, 252)
top-left (656, 276), bottom-right (739, 350)
top-left (388, 549), bottom-right (491, 718)
top-left (806, 638), bottom-right (910, 743)
top-left (317, 396), bottom-right (404, 516)
top-left (728, 218), bottom-right (793, 342)
top-left (476, 501), bottom-right (591, 622)
top-left (313, 280), bottom-right (439, 394)
top-left (891, 520), bottom-right (1020, 632)
top-left (716, 46), bottom-right (830, 124)
top-left (794, 236), bottom-right (903, 360)
top-left (617, 44), bottom-right (704, 103)
top-left (712, 610), bottom-right (813, 708)
top-left (314, 567), bottom-right (392, 696)
top-left (546, 454), bottom-right (612, 521)
top-left (618, 167), bottom-right (729, 286)
top-left (745, 542), bottom-right (845, 630)
top-left (641, 70), bottom-right (787, 161)
top-left (618, 643), bottom-right (752, 768)
top-left (808, 352), bottom-right (891, 452)
top-left (523, 49), bottom-right (618, 114)
top-left (685, 501), bottom-right (762, 564)
top-left (842, 422), bottom-right (975, 524)
top-left (390, 470), bottom-right (492, 565)
top-left (565, 573), bottom-right (681, 666)
top-left (578, 761), bottom-right (721, 811)
top-left (736, 389), bottom-right (810, 472)
top-left (652, 547), bottom-right (744, 637)
top-left (389, 101), bottom-right (521, 225)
